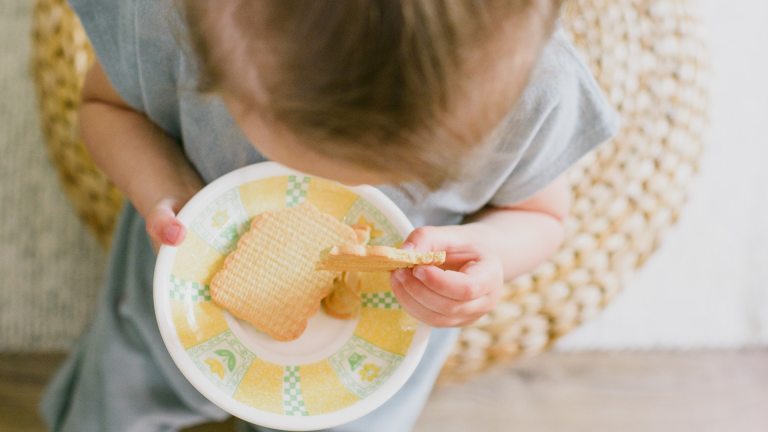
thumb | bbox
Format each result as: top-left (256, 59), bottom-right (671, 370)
top-left (403, 226), bottom-right (479, 271)
top-left (146, 198), bottom-right (187, 246)
top-left (402, 226), bottom-right (466, 252)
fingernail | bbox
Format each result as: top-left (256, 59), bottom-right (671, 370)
top-left (413, 267), bottom-right (426, 281)
top-left (401, 242), bottom-right (415, 250)
top-left (163, 223), bottom-right (181, 243)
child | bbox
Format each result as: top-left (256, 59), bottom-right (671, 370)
top-left (42, 0), bottom-right (618, 431)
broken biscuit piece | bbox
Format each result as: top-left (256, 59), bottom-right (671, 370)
top-left (350, 224), bottom-right (371, 245)
top-left (322, 271), bottom-right (362, 319)
top-left (317, 244), bottom-right (446, 272)
top-left (321, 224), bottom-right (369, 319)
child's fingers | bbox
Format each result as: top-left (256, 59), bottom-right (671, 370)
top-left (402, 226), bottom-right (466, 253)
top-left (390, 274), bottom-right (456, 327)
top-left (411, 263), bottom-right (495, 302)
top-left (391, 270), bottom-right (498, 327)
top-left (146, 198), bottom-right (187, 246)
top-left (394, 269), bottom-right (492, 319)
top-left (161, 220), bottom-right (186, 245)
top-left (401, 226), bottom-right (480, 270)
top-left (393, 269), bottom-right (462, 314)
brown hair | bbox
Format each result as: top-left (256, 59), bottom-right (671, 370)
top-left (183, 0), bottom-right (560, 188)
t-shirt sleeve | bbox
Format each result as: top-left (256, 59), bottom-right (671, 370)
top-left (489, 30), bottom-right (620, 206)
top-left (69, 0), bottom-right (185, 138)
top-left (69, 0), bottom-right (145, 112)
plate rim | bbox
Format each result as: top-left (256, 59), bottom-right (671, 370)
top-left (153, 161), bottom-right (431, 431)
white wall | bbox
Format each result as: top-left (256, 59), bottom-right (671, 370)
top-left (558, 0), bottom-right (768, 349)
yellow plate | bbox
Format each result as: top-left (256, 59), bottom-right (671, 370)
top-left (153, 162), bottom-right (431, 431)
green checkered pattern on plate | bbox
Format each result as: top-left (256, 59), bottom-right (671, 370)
top-left (285, 175), bottom-right (311, 207)
top-left (361, 292), bottom-right (401, 309)
top-left (282, 366), bottom-right (308, 416)
top-left (169, 275), bottom-right (211, 302)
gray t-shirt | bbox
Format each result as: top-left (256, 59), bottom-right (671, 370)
top-left (71, 0), bottom-right (618, 228)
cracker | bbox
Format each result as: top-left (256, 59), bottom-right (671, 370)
top-left (210, 203), bottom-right (356, 341)
top-left (322, 271), bottom-right (362, 319)
top-left (321, 225), bottom-right (369, 319)
top-left (317, 244), bottom-right (446, 272)
top-left (351, 223), bottom-right (371, 245)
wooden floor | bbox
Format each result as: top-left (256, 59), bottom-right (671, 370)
top-left (2, 350), bottom-right (767, 432)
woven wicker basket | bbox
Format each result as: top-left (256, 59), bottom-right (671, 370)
top-left (31, 0), bottom-right (707, 382)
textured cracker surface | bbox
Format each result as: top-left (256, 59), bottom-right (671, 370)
top-left (210, 203), bottom-right (356, 341)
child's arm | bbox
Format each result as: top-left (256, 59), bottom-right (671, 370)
top-left (79, 60), bottom-right (203, 251)
top-left (391, 175), bottom-right (569, 327)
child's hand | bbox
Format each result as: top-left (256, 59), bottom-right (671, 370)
top-left (126, 157), bottom-right (204, 254)
top-left (144, 197), bottom-right (194, 254)
top-left (390, 225), bottom-right (504, 327)
top-left (78, 61), bottom-right (214, 254)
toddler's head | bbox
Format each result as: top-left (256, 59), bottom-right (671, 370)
top-left (183, 0), bottom-right (561, 187)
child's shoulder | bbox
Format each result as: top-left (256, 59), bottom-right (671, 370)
top-left (512, 28), bottom-right (611, 123)
top-left (495, 28), bottom-right (618, 149)
top-left (70, 0), bottom-right (182, 107)
top-left (474, 29), bottom-right (619, 206)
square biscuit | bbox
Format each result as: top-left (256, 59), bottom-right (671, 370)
top-left (210, 203), bottom-right (356, 341)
